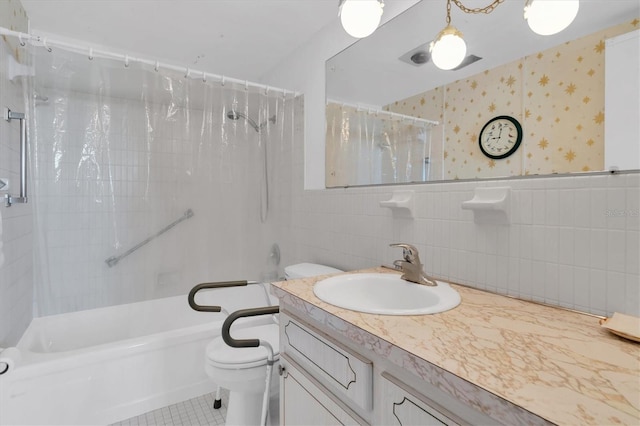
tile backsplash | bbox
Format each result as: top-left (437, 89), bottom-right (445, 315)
top-left (289, 169), bottom-right (639, 317)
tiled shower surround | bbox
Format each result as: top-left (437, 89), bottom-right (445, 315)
top-left (29, 87), bottom-right (295, 316)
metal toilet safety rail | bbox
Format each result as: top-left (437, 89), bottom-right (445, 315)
top-left (188, 279), bottom-right (278, 422)
top-left (221, 306), bottom-right (280, 426)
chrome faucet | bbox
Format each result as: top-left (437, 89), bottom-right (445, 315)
top-left (390, 243), bottom-right (438, 286)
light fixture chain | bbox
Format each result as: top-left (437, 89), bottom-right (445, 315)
top-left (451, 0), bottom-right (505, 15)
top-left (446, 0), bottom-right (452, 24)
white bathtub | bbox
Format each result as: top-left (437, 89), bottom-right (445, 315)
top-left (0, 283), bottom-right (277, 425)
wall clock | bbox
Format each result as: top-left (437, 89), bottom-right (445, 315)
top-left (478, 115), bottom-right (523, 159)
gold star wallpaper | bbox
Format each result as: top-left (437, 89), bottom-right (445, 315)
top-left (386, 19), bottom-right (639, 179)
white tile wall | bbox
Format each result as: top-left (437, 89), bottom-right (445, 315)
top-left (288, 111), bottom-right (640, 317)
top-left (0, 38), bottom-right (33, 346)
top-left (29, 87), bottom-right (296, 316)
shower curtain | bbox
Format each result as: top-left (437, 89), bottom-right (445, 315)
top-left (325, 102), bottom-right (434, 187)
top-left (26, 46), bottom-right (297, 316)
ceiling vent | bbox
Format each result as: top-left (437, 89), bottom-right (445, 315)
top-left (399, 43), bottom-right (482, 70)
top-left (451, 54), bottom-right (482, 70)
top-left (398, 43), bottom-right (432, 67)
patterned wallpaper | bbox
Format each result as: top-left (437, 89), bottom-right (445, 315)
top-left (386, 19), bottom-right (639, 180)
top-left (0, 0), bottom-right (29, 59)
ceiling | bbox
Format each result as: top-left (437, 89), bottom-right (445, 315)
top-left (20, 0), bottom-right (640, 106)
top-left (20, 0), bottom-right (341, 83)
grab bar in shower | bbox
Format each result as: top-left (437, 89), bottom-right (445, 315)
top-left (3, 108), bottom-right (28, 207)
top-left (105, 208), bottom-right (194, 267)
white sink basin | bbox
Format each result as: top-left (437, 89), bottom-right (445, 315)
top-left (313, 273), bottom-right (461, 315)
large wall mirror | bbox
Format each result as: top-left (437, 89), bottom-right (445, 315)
top-left (326, 0), bottom-right (639, 187)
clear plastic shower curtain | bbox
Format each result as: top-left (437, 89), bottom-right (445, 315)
top-left (26, 46), bottom-right (296, 316)
top-left (325, 103), bottom-right (432, 187)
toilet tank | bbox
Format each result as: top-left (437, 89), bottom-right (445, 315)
top-left (284, 263), bottom-right (343, 280)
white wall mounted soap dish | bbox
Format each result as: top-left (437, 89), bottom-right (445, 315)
top-left (462, 187), bottom-right (511, 225)
top-left (379, 190), bottom-right (414, 218)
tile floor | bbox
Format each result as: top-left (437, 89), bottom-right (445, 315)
top-left (111, 390), bottom-right (228, 426)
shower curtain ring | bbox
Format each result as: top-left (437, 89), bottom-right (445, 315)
top-left (18, 34), bottom-right (25, 47)
top-left (124, 55), bottom-right (129, 68)
top-left (154, 61), bottom-right (159, 72)
top-left (264, 85), bottom-right (269, 95)
top-left (43, 38), bottom-right (52, 52)
top-left (185, 67), bottom-right (190, 79)
top-left (245, 80), bottom-right (249, 91)
top-left (202, 71), bottom-right (207, 83)
top-left (221, 76), bottom-right (225, 86)
top-left (88, 47), bottom-right (94, 60)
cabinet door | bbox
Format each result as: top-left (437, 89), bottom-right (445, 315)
top-left (281, 314), bottom-right (373, 411)
top-left (280, 355), bottom-right (367, 426)
top-left (380, 372), bottom-right (464, 426)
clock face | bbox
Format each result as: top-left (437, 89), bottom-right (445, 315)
top-left (479, 116), bottom-right (523, 159)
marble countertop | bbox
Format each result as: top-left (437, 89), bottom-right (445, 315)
top-left (271, 267), bottom-right (640, 426)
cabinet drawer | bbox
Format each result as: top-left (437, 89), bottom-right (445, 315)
top-left (380, 372), bottom-right (465, 426)
top-left (281, 313), bottom-right (373, 411)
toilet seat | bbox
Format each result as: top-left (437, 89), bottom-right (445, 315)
top-left (206, 324), bottom-right (280, 369)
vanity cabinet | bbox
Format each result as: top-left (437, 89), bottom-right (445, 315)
top-left (279, 312), bottom-right (495, 426)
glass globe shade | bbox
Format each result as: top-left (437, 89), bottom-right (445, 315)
top-left (430, 26), bottom-right (467, 70)
top-left (340, 0), bottom-right (384, 38)
top-left (524, 0), bottom-right (579, 36)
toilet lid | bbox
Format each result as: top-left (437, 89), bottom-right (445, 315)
top-left (206, 324), bottom-right (280, 369)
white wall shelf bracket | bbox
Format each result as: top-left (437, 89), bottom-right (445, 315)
top-left (462, 187), bottom-right (511, 225)
top-left (379, 190), bottom-right (414, 218)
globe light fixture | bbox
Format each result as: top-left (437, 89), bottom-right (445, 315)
top-left (430, 0), bottom-right (467, 70)
top-left (430, 24), bottom-right (467, 70)
top-left (429, 0), bottom-right (580, 71)
top-left (339, 0), bottom-right (384, 39)
top-left (524, 0), bottom-right (580, 36)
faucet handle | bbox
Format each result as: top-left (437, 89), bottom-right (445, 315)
top-left (390, 243), bottom-right (421, 264)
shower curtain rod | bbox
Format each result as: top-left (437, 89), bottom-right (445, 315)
top-left (0, 26), bottom-right (299, 97)
top-left (327, 98), bottom-right (439, 127)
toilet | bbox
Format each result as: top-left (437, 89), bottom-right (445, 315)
top-left (205, 263), bottom-right (342, 426)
